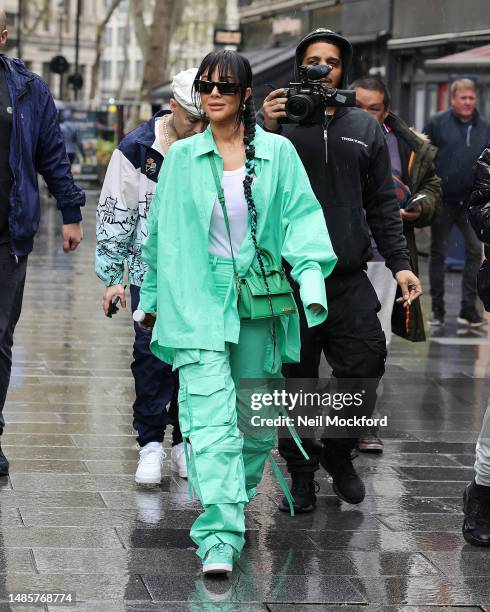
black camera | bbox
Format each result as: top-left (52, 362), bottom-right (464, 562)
top-left (283, 64), bottom-right (356, 124)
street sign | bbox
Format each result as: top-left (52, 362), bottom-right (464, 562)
top-left (49, 55), bottom-right (69, 75)
top-left (214, 29), bottom-right (242, 46)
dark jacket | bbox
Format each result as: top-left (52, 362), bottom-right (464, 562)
top-left (262, 29), bottom-right (410, 277)
top-left (467, 144), bottom-right (490, 310)
top-left (424, 108), bottom-right (490, 205)
top-left (0, 54), bottom-right (85, 256)
top-left (385, 112), bottom-right (442, 341)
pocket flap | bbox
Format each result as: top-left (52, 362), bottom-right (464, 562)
top-left (187, 375), bottom-right (226, 396)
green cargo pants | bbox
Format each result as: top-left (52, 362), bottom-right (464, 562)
top-left (174, 257), bottom-right (282, 560)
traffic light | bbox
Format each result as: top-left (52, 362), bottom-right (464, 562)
top-left (68, 73), bottom-right (84, 91)
top-left (49, 55), bottom-right (69, 75)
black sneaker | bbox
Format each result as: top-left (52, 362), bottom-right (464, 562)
top-left (429, 308), bottom-right (445, 326)
top-left (278, 472), bottom-right (319, 514)
top-left (321, 445), bottom-right (365, 504)
top-left (0, 444), bottom-right (9, 476)
top-left (358, 434), bottom-right (384, 454)
top-left (457, 307), bottom-right (487, 328)
top-left (462, 480), bottom-right (490, 546)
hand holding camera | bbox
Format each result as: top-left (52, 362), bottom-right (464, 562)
top-left (262, 64), bottom-right (356, 129)
top-left (263, 89), bottom-right (288, 132)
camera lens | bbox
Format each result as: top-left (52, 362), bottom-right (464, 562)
top-left (285, 94), bottom-right (315, 122)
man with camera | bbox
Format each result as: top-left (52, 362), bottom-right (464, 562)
top-left (260, 28), bottom-right (421, 512)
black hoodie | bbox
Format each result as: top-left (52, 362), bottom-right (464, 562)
top-left (261, 29), bottom-right (410, 276)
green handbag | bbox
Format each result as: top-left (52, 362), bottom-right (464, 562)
top-left (208, 153), bottom-right (297, 320)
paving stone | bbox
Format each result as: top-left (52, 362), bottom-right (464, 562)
top-left (20, 507), bottom-right (254, 529)
top-left (0, 574), bottom-right (149, 601)
top-left (0, 491), bottom-right (105, 508)
top-left (33, 548), bottom-right (200, 575)
top-left (395, 467), bottom-right (475, 482)
top-left (350, 576), bottom-right (490, 607)
top-left (237, 550), bottom-right (439, 577)
top-left (8, 473), bottom-right (166, 493)
top-left (0, 527), bottom-right (123, 549)
top-left (3, 446), bottom-right (137, 461)
top-left (375, 513), bottom-right (463, 532)
top-left (424, 551), bottom-right (490, 577)
top-left (7, 459), bottom-right (89, 474)
top-left (0, 548), bottom-right (36, 573)
top-left (142, 573), bottom-right (367, 604)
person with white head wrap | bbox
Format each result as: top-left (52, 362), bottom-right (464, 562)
top-left (171, 68), bottom-right (201, 116)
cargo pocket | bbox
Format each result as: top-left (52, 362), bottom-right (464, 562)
top-left (183, 375), bottom-right (247, 506)
top-left (186, 375), bottom-right (232, 428)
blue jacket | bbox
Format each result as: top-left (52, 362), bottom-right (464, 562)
top-left (1, 55), bottom-right (85, 256)
top-left (424, 109), bottom-right (490, 205)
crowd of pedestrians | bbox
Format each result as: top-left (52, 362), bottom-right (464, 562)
top-left (0, 5), bottom-right (490, 577)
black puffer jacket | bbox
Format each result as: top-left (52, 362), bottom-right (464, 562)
top-left (467, 145), bottom-right (490, 310)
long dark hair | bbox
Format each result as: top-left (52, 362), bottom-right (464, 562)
top-left (193, 51), bottom-right (277, 360)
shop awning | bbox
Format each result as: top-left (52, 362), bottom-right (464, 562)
top-left (425, 44), bottom-right (490, 70)
top-left (243, 46), bottom-right (296, 107)
top-left (388, 29), bottom-right (490, 50)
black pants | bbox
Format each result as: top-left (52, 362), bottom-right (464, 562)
top-left (0, 244), bottom-right (28, 435)
top-left (130, 285), bottom-right (182, 447)
top-left (279, 270), bottom-right (387, 474)
top-left (429, 202), bottom-right (482, 313)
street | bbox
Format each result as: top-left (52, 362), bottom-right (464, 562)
top-left (1, 191), bottom-right (489, 609)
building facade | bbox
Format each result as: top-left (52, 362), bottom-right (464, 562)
top-left (101, 0), bottom-right (240, 104)
top-left (238, 0), bottom-right (490, 125)
top-left (3, 0), bottom-right (104, 102)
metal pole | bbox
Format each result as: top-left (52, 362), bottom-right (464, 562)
top-left (74, 0), bottom-right (81, 101)
top-left (17, 0), bottom-right (22, 58)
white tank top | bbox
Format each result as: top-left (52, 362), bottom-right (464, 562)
top-left (208, 165), bottom-right (249, 258)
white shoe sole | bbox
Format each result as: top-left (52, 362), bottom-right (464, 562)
top-left (135, 474), bottom-right (162, 486)
top-left (171, 460), bottom-right (187, 479)
top-left (202, 562), bottom-right (232, 574)
top-left (457, 317), bottom-right (487, 328)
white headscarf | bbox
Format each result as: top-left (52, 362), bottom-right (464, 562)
top-left (171, 68), bottom-right (200, 117)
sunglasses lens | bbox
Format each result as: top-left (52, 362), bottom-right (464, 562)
top-left (218, 83), bottom-right (240, 95)
top-left (196, 80), bottom-right (214, 94)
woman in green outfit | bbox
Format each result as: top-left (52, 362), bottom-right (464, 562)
top-left (138, 50), bottom-right (337, 575)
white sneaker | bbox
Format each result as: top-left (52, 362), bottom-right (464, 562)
top-left (171, 442), bottom-right (189, 478)
top-left (135, 442), bottom-right (165, 485)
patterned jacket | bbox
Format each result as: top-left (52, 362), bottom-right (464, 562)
top-left (95, 111), bottom-right (167, 287)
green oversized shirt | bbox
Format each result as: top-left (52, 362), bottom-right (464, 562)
top-left (139, 125), bottom-right (337, 369)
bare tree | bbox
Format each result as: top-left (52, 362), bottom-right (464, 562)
top-left (138, 0), bottom-right (179, 101)
top-left (116, 9), bottom-right (131, 100)
top-left (89, 0), bottom-right (125, 100)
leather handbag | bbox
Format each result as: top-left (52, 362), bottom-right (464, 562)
top-left (208, 153), bottom-right (296, 320)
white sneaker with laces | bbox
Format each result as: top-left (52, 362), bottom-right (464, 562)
top-left (171, 442), bottom-right (189, 478)
top-left (135, 442), bottom-right (165, 485)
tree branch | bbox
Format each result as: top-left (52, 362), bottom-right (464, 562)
top-left (90, 0), bottom-right (125, 100)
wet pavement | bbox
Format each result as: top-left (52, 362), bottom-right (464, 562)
top-left (1, 192), bottom-right (490, 611)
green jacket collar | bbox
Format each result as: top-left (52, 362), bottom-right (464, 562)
top-left (192, 124), bottom-right (272, 160)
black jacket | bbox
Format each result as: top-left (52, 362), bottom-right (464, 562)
top-left (424, 109), bottom-right (490, 205)
top-left (467, 145), bottom-right (490, 310)
top-left (259, 29), bottom-right (410, 277)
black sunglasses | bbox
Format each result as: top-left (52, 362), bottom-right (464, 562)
top-left (194, 79), bottom-right (242, 96)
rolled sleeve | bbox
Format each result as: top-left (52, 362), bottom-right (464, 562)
top-left (299, 267), bottom-right (328, 327)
